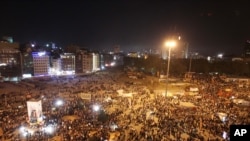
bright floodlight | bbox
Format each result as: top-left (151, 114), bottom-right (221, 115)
top-left (45, 126), bottom-right (54, 134)
top-left (217, 53), bottom-right (223, 58)
top-left (93, 105), bottom-right (100, 112)
top-left (110, 62), bottom-right (115, 66)
top-left (165, 41), bottom-right (176, 48)
top-left (55, 100), bottom-right (63, 106)
top-left (222, 131), bottom-right (227, 139)
top-left (23, 132), bottom-right (28, 137)
top-left (19, 126), bottom-right (25, 132)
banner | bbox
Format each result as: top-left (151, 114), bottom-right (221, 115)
top-left (27, 100), bottom-right (43, 125)
top-left (78, 93), bottom-right (91, 100)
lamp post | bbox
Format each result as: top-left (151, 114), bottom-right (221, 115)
top-left (164, 41), bottom-right (176, 97)
top-left (92, 104), bottom-right (100, 121)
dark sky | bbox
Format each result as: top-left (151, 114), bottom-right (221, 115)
top-left (1, 0), bottom-right (250, 55)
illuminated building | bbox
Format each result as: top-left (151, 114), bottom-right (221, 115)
top-left (113, 53), bottom-right (124, 66)
top-left (50, 59), bottom-right (61, 75)
top-left (75, 49), bottom-right (100, 74)
top-left (22, 52), bottom-right (33, 77)
top-left (82, 51), bottom-right (92, 73)
top-left (92, 53), bottom-right (100, 72)
top-left (32, 52), bottom-right (50, 76)
top-left (127, 52), bottom-right (138, 58)
top-left (0, 38), bottom-right (22, 81)
top-left (102, 53), bottom-right (114, 67)
top-left (75, 49), bottom-right (92, 74)
top-left (20, 43), bottom-right (34, 77)
top-left (60, 53), bottom-right (75, 75)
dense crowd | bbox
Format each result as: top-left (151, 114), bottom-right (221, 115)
top-left (0, 71), bottom-right (249, 141)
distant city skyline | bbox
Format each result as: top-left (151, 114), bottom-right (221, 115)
top-left (1, 0), bottom-right (250, 56)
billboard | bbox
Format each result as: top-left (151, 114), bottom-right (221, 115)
top-left (27, 100), bottom-right (43, 125)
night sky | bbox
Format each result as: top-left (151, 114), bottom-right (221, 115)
top-left (1, 0), bottom-right (250, 55)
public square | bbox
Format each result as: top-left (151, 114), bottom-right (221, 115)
top-left (0, 68), bottom-right (250, 141)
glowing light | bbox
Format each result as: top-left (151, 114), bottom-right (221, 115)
top-left (207, 56), bottom-right (211, 61)
top-left (45, 126), bottom-right (54, 134)
top-left (55, 100), bottom-right (63, 106)
top-left (0, 63), bottom-right (7, 66)
top-left (38, 52), bottom-right (46, 56)
top-left (23, 132), bottom-right (28, 137)
top-left (165, 41), bottom-right (176, 48)
top-left (93, 104), bottom-right (100, 112)
top-left (19, 126), bottom-right (25, 132)
top-left (23, 74), bottom-right (32, 78)
top-left (178, 36), bottom-right (181, 40)
top-left (110, 62), bottom-right (115, 66)
top-left (217, 53), bottom-right (223, 58)
top-left (66, 71), bottom-right (73, 75)
top-left (222, 131), bottom-right (227, 139)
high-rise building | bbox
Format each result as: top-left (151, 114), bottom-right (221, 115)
top-left (22, 52), bottom-right (34, 76)
top-left (32, 52), bottom-right (50, 76)
top-left (92, 53), bottom-right (100, 72)
top-left (75, 49), bottom-right (101, 74)
top-left (50, 59), bottom-right (61, 75)
top-left (60, 53), bottom-right (75, 75)
top-left (83, 53), bottom-right (92, 73)
top-left (74, 51), bottom-right (82, 74)
top-left (0, 39), bottom-right (22, 81)
top-left (75, 49), bottom-right (92, 74)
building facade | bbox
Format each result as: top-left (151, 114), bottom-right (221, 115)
top-left (32, 52), bottom-right (50, 76)
top-left (0, 41), bottom-right (22, 81)
top-left (92, 53), bottom-right (100, 72)
top-left (60, 53), bottom-right (75, 75)
top-left (50, 59), bottom-right (61, 75)
top-left (82, 52), bottom-right (93, 73)
top-left (75, 49), bottom-right (100, 74)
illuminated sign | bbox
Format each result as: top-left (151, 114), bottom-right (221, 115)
top-left (38, 52), bottom-right (46, 56)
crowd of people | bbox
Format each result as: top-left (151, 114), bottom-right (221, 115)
top-left (0, 70), bottom-right (249, 141)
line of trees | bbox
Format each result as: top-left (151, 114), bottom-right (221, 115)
top-left (123, 55), bottom-right (250, 77)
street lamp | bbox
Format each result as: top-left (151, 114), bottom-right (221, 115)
top-left (164, 40), bottom-right (176, 97)
top-left (92, 104), bottom-right (100, 121)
